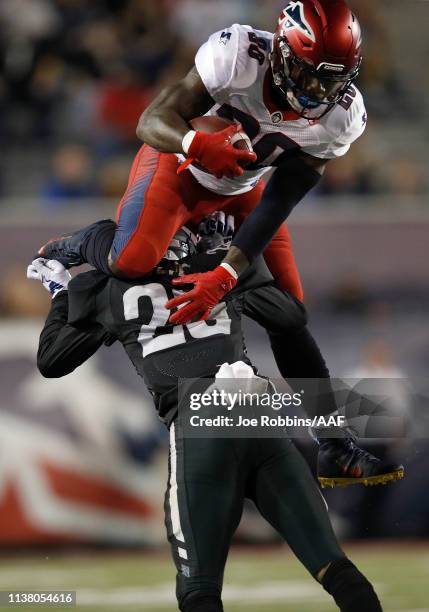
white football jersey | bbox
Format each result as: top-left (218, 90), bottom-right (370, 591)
top-left (185, 23), bottom-right (367, 196)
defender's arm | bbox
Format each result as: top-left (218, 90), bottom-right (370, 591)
top-left (37, 292), bottom-right (109, 378)
top-left (27, 258), bottom-right (110, 377)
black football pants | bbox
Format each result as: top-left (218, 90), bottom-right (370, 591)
top-left (165, 417), bottom-right (345, 609)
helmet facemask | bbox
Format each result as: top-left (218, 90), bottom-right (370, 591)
top-left (271, 36), bottom-right (361, 120)
top-left (153, 227), bottom-right (197, 278)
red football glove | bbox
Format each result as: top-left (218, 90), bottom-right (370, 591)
top-left (178, 124), bottom-right (256, 179)
top-left (165, 265), bottom-right (238, 325)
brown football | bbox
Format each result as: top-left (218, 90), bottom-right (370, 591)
top-left (190, 116), bottom-right (254, 168)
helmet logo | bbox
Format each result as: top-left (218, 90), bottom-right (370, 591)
top-left (317, 62), bottom-right (345, 73)
top-left (271, 111), bottom-right (283, 124)
top-left (281, 1), bottom-right (316, 43)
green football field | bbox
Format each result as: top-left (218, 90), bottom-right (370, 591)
top-left (0, 544), bottom-right (427, 611)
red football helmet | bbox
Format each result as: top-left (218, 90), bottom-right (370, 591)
top-left (271, 0), bottom-right (362, 119)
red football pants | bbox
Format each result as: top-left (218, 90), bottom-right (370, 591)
top-left (111, 145), bottom-right (303, 301)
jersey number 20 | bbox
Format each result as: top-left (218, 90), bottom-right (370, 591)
top-left (123, 283), bottom-right (232, 358)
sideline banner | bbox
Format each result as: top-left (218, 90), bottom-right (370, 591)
top-left (0, 321), bottom-right (166, 546)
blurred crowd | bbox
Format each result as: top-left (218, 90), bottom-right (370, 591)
top-left (0, 1), bottom-right (427, 544)
top-left (0, 0), bottom-right (427, 204)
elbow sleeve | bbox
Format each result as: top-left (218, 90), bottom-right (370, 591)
top-left (232, 160), bottom-right (321, 263)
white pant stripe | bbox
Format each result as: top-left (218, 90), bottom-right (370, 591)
top-left (169, 422), bottom-right (185, 543)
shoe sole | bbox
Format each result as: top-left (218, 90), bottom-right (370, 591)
top-left (38, 235), bottom-right (81, 269)
top-left (39, 235), bottom-right (71, 256)
top-left (318, 468), bottom-right (405, 489)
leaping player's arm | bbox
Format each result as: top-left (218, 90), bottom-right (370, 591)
top-left (136, 66), bottom-right (256, 177)
top-left (136, 67), bottom-right (214, 153)
top-left (223, 88), bottom-right (367, 274)
top-left (223, 154), bottom-right (327, 275)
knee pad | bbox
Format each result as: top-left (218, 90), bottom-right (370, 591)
top-left (322, 558), bottom-right (382, 612)
top-left (180, 592), bottom-right (223, 612)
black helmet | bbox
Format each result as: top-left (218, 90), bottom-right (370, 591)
top-left (163, 227), bottom-right (198, 261)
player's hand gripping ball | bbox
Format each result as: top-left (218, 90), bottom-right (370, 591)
top-left (179, 116), bottom-right (256, 179)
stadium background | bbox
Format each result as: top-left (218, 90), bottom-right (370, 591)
top-left (0, 1), bottom-right (428, 610)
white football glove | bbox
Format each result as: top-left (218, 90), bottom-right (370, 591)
top-left (27, 258), bottom-right (71, 298)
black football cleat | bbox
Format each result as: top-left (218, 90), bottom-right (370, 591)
top-left (37, 219), bottom-right (112, 268)
top-left (38, 232), bottom-right (83, 268)
top-left (317, 437), bottom-right (404, 488)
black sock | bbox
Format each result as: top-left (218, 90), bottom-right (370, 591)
top-left (322, 558), bottom-right (382, 612)
top-left (80, 219), bottom-right (116, 276)
top-left (270, 326), bottom-right (331, 379)
top-left (269, 326), bottom-right (338, 418)
top-left (180, 593), bottom-right (223, 612)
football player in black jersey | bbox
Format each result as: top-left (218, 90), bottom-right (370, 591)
top-left (28, 226), bottom-right (383, 612)
top-left (35, 213), bottom-right (403, 489)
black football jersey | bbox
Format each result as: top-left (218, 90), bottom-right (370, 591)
top-left (38, 246), bottom-right (306, 423)
top-left (46, 250), bottom-right (272, 422)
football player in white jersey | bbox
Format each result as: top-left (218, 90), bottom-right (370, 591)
top-left (40, 0), bottom-right (365, 308)
top-left (39, 1), bottom-right (404, 494)
top-left (160, 0), bottom-right (366, 322)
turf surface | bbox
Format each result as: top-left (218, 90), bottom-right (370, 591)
top-left (0, 544), bottom-right (427, 611)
